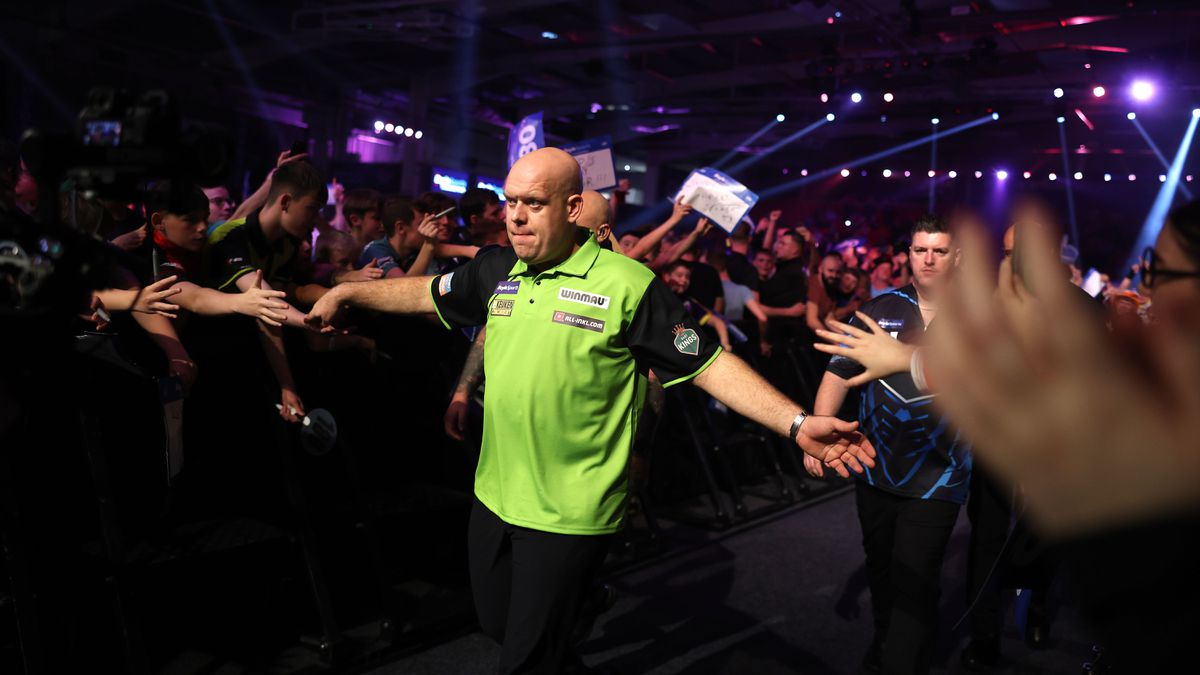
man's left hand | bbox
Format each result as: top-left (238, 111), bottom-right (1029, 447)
top-left (794, 415), bottom-right (876, 478)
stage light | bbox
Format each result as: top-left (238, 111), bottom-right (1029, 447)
top-left (1074, 171), bottom-right (1083, 180)
top-left (541, 31), bottom-right (559, 40)
top-left (1104, 173), bottom-right (1112, 182)
top-left (801, 169), bottom-right (808, 176)
top-left (996, 170), bottom-right (1009, 181)
top-left (1189, 176), bottom-right (1195, 182)
top-left (880, 115), bottom-right (888, 123)
top-left (826, 113), bottom-right (836, 122)
top-left (1023, 171), bottom-right (1032, 179)
top-left (826, 17), bottom-right (834, 24)
top-left (975, 170), bottom-right (983, 178)
top-left (414, 130), bottom-right (423, 139)
top-left (991, 112), bottom-right (1000, 120)
top-left (882, 169), bottom-right (892, 177)
top-left (883, 92), bottom-right (894, 102)
top-left (384, 123), bottom-right (394, 132)
top-left (394, 126), bottom-right (404, 135)
top-left (904, 171), bottom-right (911, 177)
top-left (844, 219), bottom-right (852, 227)
top-left (624, 164), bottom-right (631, 171)
top-left (1085, 63), bottom-right (1092, 69)
top-left (1131, 80), bottom-right (1155, 102)
top-left (1129, 174), bottom-right (1137, 181)
top-left (861, 170), bottom-right (868, 177)
top-left (373, 120), bottom-right (385, 132)
top-left (1159, 174), bottom-right (1167, 182)
top-left (776, 114), bottom-right (786, 122)
top-left (1093, 86), bottom-right (1106, 98)
top-left (1194, 109), bottom-right (1200, 118)
top-left (851, 92), bottom-right (863, 103)
top-left (1053, 87), bottom-right (1065, 99)
top-left (948, 170), bottom-right (958, 178)
top-left (1057, 116), bottom-right (1065, 124)
top-left (1049, 173), bottom-right (1058, 181)
top-left (931, 117), bottom-right (940, 125)
top-left (1127, 112), bottom-right (1137, 120)
top-left (782, 168), bottom-right (789, 175)
top-left (404, 128), bottom-right (414, 137)
top-left (835, 11), bottom-right (842, 18)
top-left (820, 93), bottom-right (829, 103)
top-left (840, 169), bottom-right (850, 177)
top-left (928, 170), bottom-right (936, 178)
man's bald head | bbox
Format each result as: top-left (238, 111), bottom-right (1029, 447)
top-left (503, 147), bottom-right (586, 267)
top-left (508, 147), bottom-right (583, 200)
top-left (577, 190), bottom-right (612, 239)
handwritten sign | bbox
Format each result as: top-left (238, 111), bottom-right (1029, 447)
top-left (507, 112), bottom-right (544, 168)
top-left (674, 167), bottom-right (759, 234)
top-left (558, 136), bottom-right (617, 191)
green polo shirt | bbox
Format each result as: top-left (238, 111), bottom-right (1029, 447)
top-left (207, 211), bottom-right (301, 292)
top-left (430, 235), bottom-right (722, 534)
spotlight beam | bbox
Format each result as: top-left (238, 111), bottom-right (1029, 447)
top-left (727, 116), bottom-right (832, 175)
top-left (712, 118), bottom-right (783, 169)
top-left (928, 121), bottom-right (939, 213)
top-left (1128, 110), bottom-right (1200, 268)
top-left (1057, 121), bottom-right (1080, 248)
top-left (758, 114), bottom-right (998, 200)
top-left (1129, 117), bottom-right (1195, 200)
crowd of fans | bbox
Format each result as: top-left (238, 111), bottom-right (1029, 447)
top-left (2, 131), bottom-right (1198, 675)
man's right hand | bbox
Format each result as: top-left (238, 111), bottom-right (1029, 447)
top-left (417, 213), bottom-right (441, 241)
top-left (444, 392), bottom-right (470, 441)
top-left (305, 287), bottom-right (345, 333)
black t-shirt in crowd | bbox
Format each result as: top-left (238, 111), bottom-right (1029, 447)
top-left (758, 256), bottom-right (808, 308)
top-left (725, 251), bottom-right (759, 291)
top-left (684, 260), bottom-right (724, 310)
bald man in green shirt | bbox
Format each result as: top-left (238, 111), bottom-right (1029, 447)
top-left (307, 148), bottom-right (874, 674)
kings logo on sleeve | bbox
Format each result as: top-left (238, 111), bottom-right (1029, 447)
top-left (672, 323), bottom-right (700, 356)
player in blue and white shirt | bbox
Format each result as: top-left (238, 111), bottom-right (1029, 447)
top-left (810, 215), bottom-right (968, 675)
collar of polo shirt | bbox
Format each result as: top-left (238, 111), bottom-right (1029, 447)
top-left (511, 232), bottom-right (602, 278)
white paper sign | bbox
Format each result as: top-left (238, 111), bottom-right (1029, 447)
top-left (673, 168), bottom-right (760, 233)
top-left (559, 136), bottom-right (617, 191)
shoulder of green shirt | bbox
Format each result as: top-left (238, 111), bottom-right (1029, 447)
top-left (208, 217), bottom-right (248, 245)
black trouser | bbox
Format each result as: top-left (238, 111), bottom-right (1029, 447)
top-left (966, 465), bottom-right (1013, 640)
top-left (468, 499), bottom-right (611, 675)
top-left (856, 482), bottom-right (961, 675)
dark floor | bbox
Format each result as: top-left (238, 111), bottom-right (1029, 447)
top-left (368, 489), bottom-right (1097, 675)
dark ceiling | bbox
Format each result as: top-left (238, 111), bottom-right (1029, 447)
top-left (3, 1), bottom-right (1200, 189)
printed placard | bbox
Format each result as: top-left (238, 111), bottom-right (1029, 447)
top-left (508, 112), bottom-right (544, 168)
top-left (673, 167), bottom-right (760, 234)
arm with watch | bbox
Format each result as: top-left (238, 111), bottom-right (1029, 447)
top-left (692, 350), bottom-right (875, 478)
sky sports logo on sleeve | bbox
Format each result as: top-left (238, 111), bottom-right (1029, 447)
top-left (494, 280), bottom-right (520, 294)
top-left (551, 311), bottom-right (605, 332)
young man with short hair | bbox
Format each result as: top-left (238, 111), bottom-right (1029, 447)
top-left (208, 160), bottom-right (329, 422)
top-left (809, 215), bottom-right (969, 675)
top-left (359, 196), bottom-right (440, 278)
top-left (459, 187), bottom-right (508, 247)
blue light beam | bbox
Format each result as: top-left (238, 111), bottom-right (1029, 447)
top-left (758, 114), bottom-right (998, 200)
top-left (1129, 117), bottom-right (1194, 200)
top-left (727, 116), bottom-right (832, 175)
top-left (1128, 109), bottom-right (1200, 268)
top-left (1057, 121), bottom-right (1080, 247)
top-left (712, 117), bottom-right (784, 169)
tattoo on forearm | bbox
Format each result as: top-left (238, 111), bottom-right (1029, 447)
top-left (456, 333), bottom-right (486, 394)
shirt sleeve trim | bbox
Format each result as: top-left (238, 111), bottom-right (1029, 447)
top-left (660, 346), bottom-right (723, 389)
top-left (429, 277), bottom-right (452, 330)
top-left (217, 267), bottom-right (254, 291)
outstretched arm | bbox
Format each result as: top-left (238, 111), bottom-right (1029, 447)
top-left (305, 275), bottom-right (436, 331)
top-left (692, 350), bottom-right (875, 477)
